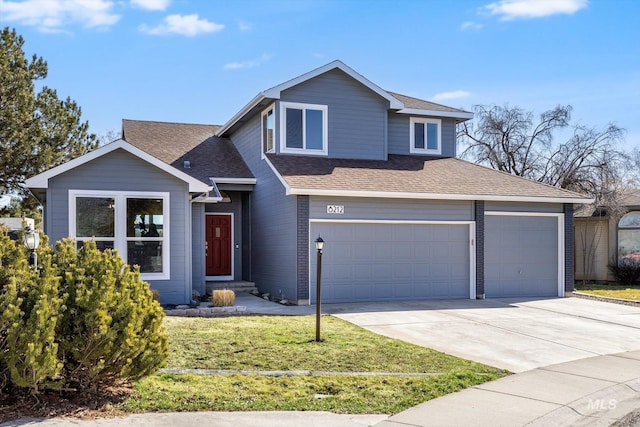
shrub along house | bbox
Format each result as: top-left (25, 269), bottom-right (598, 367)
top-left (26, 60), bottom-right (591, 305)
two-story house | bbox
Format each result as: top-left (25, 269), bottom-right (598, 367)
top-left (25, 60), bottom-right (591, 305)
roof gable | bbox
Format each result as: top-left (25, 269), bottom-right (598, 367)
top-left (25, 139), bottom-right (212, 193)
top-left (216, 60), bottom-right (472, 137)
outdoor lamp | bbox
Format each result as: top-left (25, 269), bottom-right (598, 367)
top-left (23, 226), bottom-right (40, 268)
top-left (314, 235), bottom-right (324, 342)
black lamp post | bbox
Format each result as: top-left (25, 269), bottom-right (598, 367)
top-left (23, 226), bottom-right (40, 269)
top-left (315, 235), bottom-right (324, 342)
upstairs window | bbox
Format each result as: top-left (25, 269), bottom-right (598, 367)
top-left (280, 102), bottom-right (328, 155)
top-left (261, 105), bottom-right (274, 154)
top-left (410, 117), bottom-right (441, 155)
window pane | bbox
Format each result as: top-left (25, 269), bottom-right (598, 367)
top-left (305, 109), bottom-right (323, 150)
top-left (426, 123), bottom-right (438, 150)
top-left (618, 229), bottom-right (640, 264)
top-left (76, 197), bottom-right (115, 237)
top-left (127, 198), bottom-right (163, 238)
top-left (619, 212), bottom-right (640, 228)
top-left (263, 109), bottom-right (274, 153)
top-left (78, 240), bottom-right (114, 251)
top-left (128, 241), bottom-right (163, 273)
top-left (285, 108), bottom-right (303, 148)
top-left (414, 123), bottom-right (424, 149)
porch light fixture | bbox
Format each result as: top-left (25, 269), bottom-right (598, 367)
top-left (23, 226), bottom-right (40, 269)
top-left (314, 235), bottom-right (324, 342)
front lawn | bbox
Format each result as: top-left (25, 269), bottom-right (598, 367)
top-left (575, 283), bottom-right (640, 301)
top-left (122, 316), bottom-right (507, 414)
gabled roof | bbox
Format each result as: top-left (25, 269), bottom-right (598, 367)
top-left (25, 139), bottom-right (212, 193)
top-left (122, 119), bottom-right (255, 184)
top-left (216, 60), bottom-right (472, 137)
top-left (265, 154), bottom-right (592, 204)
top-left (388, 91), bottom-right (473, 120)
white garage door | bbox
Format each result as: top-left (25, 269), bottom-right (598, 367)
top-left (309, 222), bottom-right (473, 303)
top-left (485, 214), bottom-right (562, 298)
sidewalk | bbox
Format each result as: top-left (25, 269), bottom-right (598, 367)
top-left (376, 351), bottom-right (640, 427)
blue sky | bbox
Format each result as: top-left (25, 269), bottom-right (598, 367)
top-left (1, 0), bottom-right (639, 151)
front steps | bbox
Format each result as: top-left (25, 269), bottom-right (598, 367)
top-left (206, 280), bottom-right (258, 295)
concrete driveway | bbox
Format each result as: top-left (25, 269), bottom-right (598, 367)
top-left (324, 296), bottom-right (640, 372)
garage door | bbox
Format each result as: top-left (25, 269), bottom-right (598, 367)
top-left (485, 214), bottom-right (561, 298)
top-left (309, 222), bottom-right (472, 303)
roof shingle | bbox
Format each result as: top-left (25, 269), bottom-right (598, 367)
top-left (122, 119), bottom-right (253, 183)
top-left (266, 154), bottom-right (589, 202)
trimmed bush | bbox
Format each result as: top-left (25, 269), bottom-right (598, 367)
top-left (211, 289), bottom-right (235, 307)
top-left (0, 234), bottom-right (168, 394)
top-left (608, 258), bottom-right (640, 286)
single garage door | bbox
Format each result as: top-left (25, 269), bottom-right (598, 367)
top-left (309, 222), bottom-right (472, 303)
top-left (485, 214), bottom-right (561, 298)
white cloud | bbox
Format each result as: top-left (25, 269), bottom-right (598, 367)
top-left (484, 0), bottom-right (588, 21)
top-left (224, 53), bottom-right (272, 70)
top-left (238, 20), bottom-right (252, 31)
top-left (460, 21), bottom-right (483, 31)
top-left (140, 14), bottom-right (224, 36)
top-left (131, 0), bottom-right (170, 11)
top-left (0, 0), bottom-right (120, 31)
top-left (432, 90), bottom-right (471, 102)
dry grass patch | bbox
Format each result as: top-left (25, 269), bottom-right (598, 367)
top-left (575, 284), bottom-right (640, 301)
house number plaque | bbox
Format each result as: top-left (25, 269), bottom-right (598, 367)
top-left (326, 205), bottom-right (344, 214)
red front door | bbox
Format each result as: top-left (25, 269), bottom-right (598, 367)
top-left (206, 215), bottom-right (232, 276)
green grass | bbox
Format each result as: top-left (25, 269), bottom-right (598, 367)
top-left (121, 315), bottom-right (507, 414)
top-left (575, 284), bottom-right (640, 301)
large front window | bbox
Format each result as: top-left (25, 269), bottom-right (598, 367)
top-left (619, 211), bottom-right (640, 265)
top-left (410, 117), bottom-right (441, 155)
top-left (280, 101), bottom-right (328, 155)
top-left (70, 190), bottom-right (170, 280)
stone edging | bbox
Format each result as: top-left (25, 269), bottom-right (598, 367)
top-left (164, 306), bottom-right (247, 317)
top-left (569, 291), bottom-right (640, 307)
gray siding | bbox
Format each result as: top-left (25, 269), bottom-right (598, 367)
top-left (388, 114), bottom-right (457, 157)
top-left (310, 197), bottom-right (473, 221)
top-left (191, 203), bottom-right (205, 295)
top-left (485, 202), bottom-right (563, 213)
top-left (46, 149), bottom-right (192, 305)
top-left (230, 114), bottom-right (299, 301)
top-left (279, 68), bottom-right (389, 160)
top-left (205, 192), bottom-right (244, 280)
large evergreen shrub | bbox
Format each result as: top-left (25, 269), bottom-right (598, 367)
top-left (0, 234), bottom-right (168, 394)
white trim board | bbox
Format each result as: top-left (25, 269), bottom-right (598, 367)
top-left (308, 219), bottom-right (476, 304)
top-left (485, 211), bottom-right (565, 297)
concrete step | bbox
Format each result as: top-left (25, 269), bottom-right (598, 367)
top-left (206, 281), bottom-right (258, 295)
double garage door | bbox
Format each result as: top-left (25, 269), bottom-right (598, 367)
top-left (310, 215), bottom-right (562, 303)
top-left (309, 222), bottom-right (473, 303)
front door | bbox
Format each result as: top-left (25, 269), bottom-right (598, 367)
top-left (206, 214), bottom-right (232, 276)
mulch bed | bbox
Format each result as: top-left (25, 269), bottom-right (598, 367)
top-left (0, 384), bottom-right (131, 423)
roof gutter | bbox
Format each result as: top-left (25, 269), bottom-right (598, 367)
top-left (215, 94), bottom-right (266, 137)
top-left (286, 187), bottom-right (594, 205)
top-left (396, 108), bottom-right (474, 120)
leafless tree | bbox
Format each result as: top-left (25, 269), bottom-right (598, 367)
top-left (458, 104), bottom-right (630, 216)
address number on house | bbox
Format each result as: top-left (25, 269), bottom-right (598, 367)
top-left (326, 205), bottom-right (345, 214)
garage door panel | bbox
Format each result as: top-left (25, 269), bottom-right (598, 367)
top-left (485, 215), bottom-right (560, 298)
top-left (310, 222), bottom-right (471, 303)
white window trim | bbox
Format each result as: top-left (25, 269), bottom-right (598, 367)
top-left (279, 101), bottom-right (328, 156)
top-left (69, 190), bottom-right (171, 281)
top-left (261, 103), bottom-right (276, 159)
top-left (409, 117), bottom-right (441, 155)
